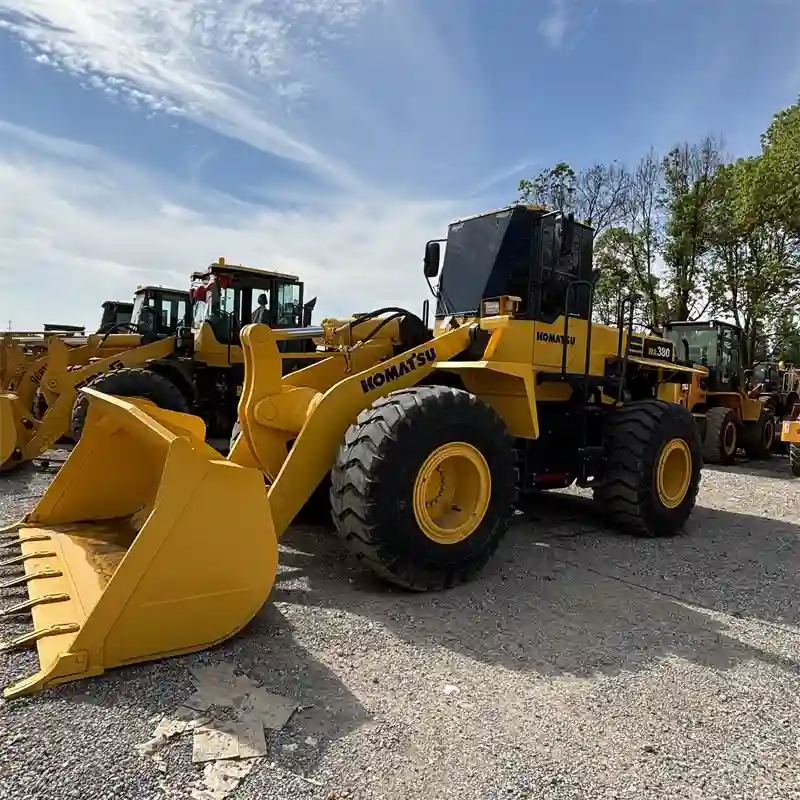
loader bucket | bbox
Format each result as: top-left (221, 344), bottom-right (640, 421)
top-left (0, 393), bottom-right (17, 466)
top-left (0, 388), bottom-right (278, 699)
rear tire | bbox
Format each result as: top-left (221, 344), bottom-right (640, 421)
top-left (741, 407), bottom-right (775, 459)
top-left (70, 367), bottom-right (189, 441)
top-left (330, 385), bottom-right (518, 591)
top-left (791, 444), bottom-right (800, 477)
top-left (593, 399), bottom-right (701, 538)
top-left (701, 406), bottom-right (738, 465)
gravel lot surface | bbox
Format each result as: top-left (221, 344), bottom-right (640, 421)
top-left (1, 448), bottom-right (799, 800)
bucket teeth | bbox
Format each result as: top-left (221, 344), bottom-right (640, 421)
top-left (0, 593), bottom-right (70, 618)
top-left (0, 535), bottom-right (51, 551)
top-left (0, 568), bottom-right (62, 589)
top-left (0, 521), bottom-right (25, 539)
top-left (0, 551), bottom-right (55, 568)
top-left (0, 623), bottom-right (80, 654)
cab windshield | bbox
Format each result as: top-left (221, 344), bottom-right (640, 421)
top-left (130, 292), bottom-right (157, 332)
top-left (191, 277), bottom-right (234, 326)
top-left (437, 209), bottom-right (512, 315)
top-left (664, 325), bottom-right (719, 366)
top-left (277, 283), bottom-right (301, 326)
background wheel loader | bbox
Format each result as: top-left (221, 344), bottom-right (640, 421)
top-left (69, 258), bottom-right (321, 445)
top-left (661, 319), bottom-right (778, 465)
top-left (97, 299), bottom-right (134, 333)
top-left (746, 360), bottom-right (800, 456)
top-left (0, 260), bottom-right (321, 470)
top-left (1, 296), bottom-right (152, 392)
top-left (0, 203), bottom-right (708, 699)
top-left (30, 285), bottom-right (191, 423)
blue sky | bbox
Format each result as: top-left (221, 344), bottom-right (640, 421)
top-left (0, 0), bottom-right (798, 329)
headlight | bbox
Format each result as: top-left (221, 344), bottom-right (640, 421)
top-left (482, 300), bottom-right (501, 316)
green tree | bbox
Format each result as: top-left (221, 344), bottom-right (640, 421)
top-left (660, 136), bottom-right (724, 321)
top-left (592, 227), bottom-right (633, 325)
top-left (768, 311), bottom-right (800, 364)
top-left (754, 96), bottom-right (800, 242)
top-left (593, 226), bottom-right (668, 331)
top-left (518, 162), bottom-right (577, 215)
top-left (706, 157), bottom-right (800, 364)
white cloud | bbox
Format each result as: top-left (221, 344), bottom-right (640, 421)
top-left (0, 0), bottom-right (391, 189)
top-left (0, 123), bottom-right (464, 330)
top-left (538, 0), bottom-right (569, 48)
top-left (0, 1), bottom-right (517, 329)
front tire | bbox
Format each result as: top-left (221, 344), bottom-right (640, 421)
top-left (593, 399), bottom-right (701, 538)
top-left (70, 367), bottom-right (189, 441)
top-left (330, 386), bottom-right (518, 591)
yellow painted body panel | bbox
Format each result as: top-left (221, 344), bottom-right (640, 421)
top-left (780, 419), bottom-right (800, 443)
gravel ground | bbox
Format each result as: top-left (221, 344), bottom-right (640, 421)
top-left (1, 448), bottom-right (799, 800)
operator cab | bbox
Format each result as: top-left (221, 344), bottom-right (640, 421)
top-left (97, 300), bottom-right (133, 333)
top-left (748, 361), bottom-right (782, 392)
top-left (189, 258), bottom-right (316, 346)
top-left (662, 320), bottom-right (744, 392)
top-left (423, 203), bottom-right (595, 323)
top-left (130, 286), bottom-right (191, 338)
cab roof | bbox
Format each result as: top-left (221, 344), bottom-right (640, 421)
top-left (449, 203), bottom-right (551, 226)
top-left (133, 285), bottom-right (189, 295)
top-left (191, 259), bottom-right (299, 283)
top-left (665, 319), bottom-right (740, 331)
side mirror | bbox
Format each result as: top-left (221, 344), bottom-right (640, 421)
top-left (423, 241), bottom-right (441, 278)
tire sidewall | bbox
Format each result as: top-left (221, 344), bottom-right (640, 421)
top-left (762, 415), bottom-right (776, 451)
top-left (643, 406), bottom-right (702, 533)
top-left (70, 369), bottom-right (188, 440)
top-left (720, 412), bottom-right (737, 459)
top-left (369, 399), bottom-right (516, 566)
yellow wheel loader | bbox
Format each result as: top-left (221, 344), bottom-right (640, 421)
top-left (0, 298), bottom-right (143, 392)
top-left (746, 360), bottom-right (800, 457)
top-left (0, 204), bottom-right (706, 699)
top-left (662, 320), bottom-right (777, 465)
top-left (68, 259), bottom-right (320, 445)
top-left (0, 264), bottom-right (319, 470)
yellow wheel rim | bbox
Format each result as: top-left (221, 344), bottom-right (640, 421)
top-left (412, 442), bottom-right (492, 545)
top-left (656, 438), bottom-right (692, 509)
